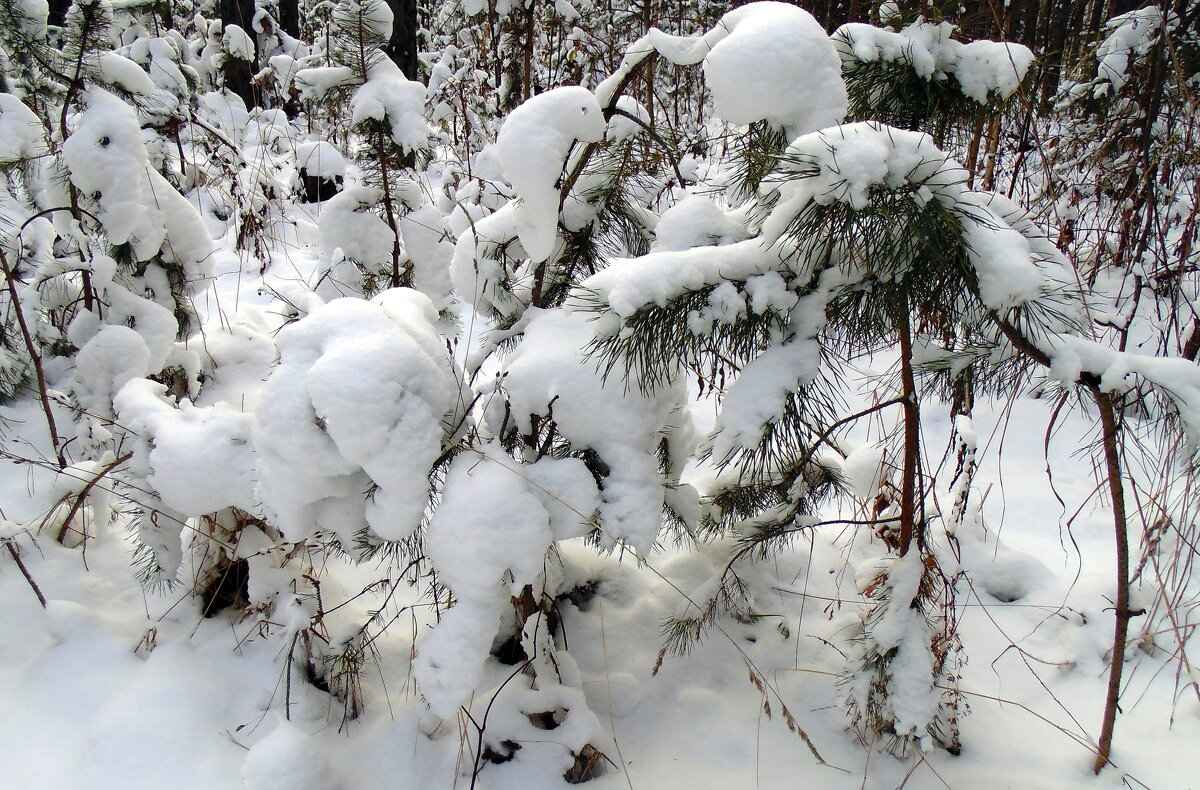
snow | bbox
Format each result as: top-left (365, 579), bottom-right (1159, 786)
top-left (293, 65), bottom-right (359, 100)
top-left (497, 310), bottom-right (692, 552)
top-left (318, 185), bottom-right (394, 273)
top-left (1094, 7), bottom-right (1161, 92)
top-left (496, 86), bottom-right (606, 263)
top-left (350, 59), bottom-right (429, 154)
top-left (241, 718), bottom-right (335, 790)
top-left (646, 1), bottom-right (847, 135)
top-left (651, 195), bottom-right (748, 252)
top-left (1, 5), bottom-right (1199, 790)
top-left (834, 20), bottom-right (1035, 103)
top-left (61, 89), bottom-right (156, 248)
top-left (417, 446), bottom-right (601, 717)
top-left (70, 325), bottom-right (151, 415)
top-left (98, 52), bottom-right (155, 96)
top-left (0, 94), bottom-right (48, 164)
top-left (114, 378), bottom-right (257, 516)
top-left (254, 289), bottom-right (467, 544)
top-left (224, 24), bottom-right (255, 61)
top-left (15, 0), bottom-right (47, 34)
top-left (295, 140), bottom-right (346, 179)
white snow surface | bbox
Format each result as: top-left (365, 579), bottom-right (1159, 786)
top-left (1094, 6), bottom-right (1161, 92)
top-left (496, 86), bottom-right (606, 263)
top-left (646, 2), bottom-right (847, 135)
top-left (496, 310), bottom-right (692, 553)
top-left (834, 20), bottom-right (1035, 103)
top-left (255, 289), bottom-right (467, 544)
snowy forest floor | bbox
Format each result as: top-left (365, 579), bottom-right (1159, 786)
top-left (1, 208), bottom-right (1198, 790)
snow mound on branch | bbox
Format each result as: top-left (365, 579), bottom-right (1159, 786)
top-left (254, 289), bottom-right (468, 544)
top-left (0, 94), bottom-right (48, 165)
top-left (72, 325), bottom-right (152, 415)
top-left (646, 1), bottom-right (847, 136)
top-left (295, 140), bottom-right (346, 179)
top-left (60, 89), bottom-right (213, 285)
top-left (349, 0), bottom-right (394, 39)
top-left (318, 186), bottom-right (393, 270)
top-left (573, 224), bottom-right (789, 326)
top-left (350, 59), bottom-right (428, 154)
top-left (652, 195), bottom-right (749, 252)
top-left (98, 52), bottom-right (155, 96)
top-left (772, 120), bottom-right (967, 212)
top-left (115, 379), bottom-right (257, 516)
top-left (416, 446), bottom-right (599, 716)
top-left (834, 20), bottom-right (1034, 103)
top-left (223, 24), bottom-right (255, 61)
top-left (449, 201), bottom-right (523, 320)
top-left (61, 89), bottom-right (157, 248)
top-left (1094, 6), bottom-right (1161, 92)
top-left (498, 310), bottom-right (691, 552)
top-left (496, 86), bottom-right (605, 263)
top-left (774, 123), bottom-right (1069, 312)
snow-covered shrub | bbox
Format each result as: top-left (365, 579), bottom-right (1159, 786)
top-left (295, 0), bottom-right (429, 293)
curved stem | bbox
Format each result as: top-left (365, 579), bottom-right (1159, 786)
top-left (0, 249), bottom-right (64, 469)
top-left (1091, 386), bottom-right (1131, 774)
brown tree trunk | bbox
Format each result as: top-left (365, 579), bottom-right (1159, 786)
top-left (1092, 387), bottom-right (1133, 774)
top-left (896, 306), bottom-right (922, 557)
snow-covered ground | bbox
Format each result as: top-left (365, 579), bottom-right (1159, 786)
top-left (3, 325), bottom-right (1196, 789)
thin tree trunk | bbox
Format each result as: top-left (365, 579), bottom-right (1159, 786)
top-left (896, 306), bottom-right (922, 557)
top-left (6, 542), bottom-right (47, 608)
top-left (0, 250), bottom-right (64, 469)
top-left (1092, 386), bottom-right (1133, 774)
top-left (373, 133), bottom-right (406, 289)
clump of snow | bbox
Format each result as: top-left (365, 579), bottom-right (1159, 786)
top-left (605, 95), bottom-right (649, 143)
top-left (0, 94), bottom-right (48, 165)
top-left (449, 201), bottom-right (524, 321)
top-left (254, 289), bottom-right (468, 545)
top-left (646, 1), bottom-right (847, 136)
top-left (834, 20), bottom-right (1034, 104)
top-left (98, 52), bottom-right (155, 96)
top-left (295, 140), bottom-right (346, 180)
top-left (114, 379), bottom-right (257, 517)
top-left (495, 86), bottom-right (605, 263)
top-left (772, 121), bottom-right (966, 212)
top-left (349, 59), bottom-right (428, 154)
top-left (223, 24), bottom-right (255, 62)
top-left (293, 65), bottom-right (358, 100)
top-left (496, 310), bottom-right (693, 552)
top-left (71, 325), bottom-right (151, 415)
top-left (416, 444), bottom-right (599, 716)
top-left (397, 202), bottom-right (455, 312)
top-left (61, 89), bottom-right (213, 289)
top-left (318, 186), bottom-right (394, 272)
top-left (846, 551), bottom-right (940, 747)
top-left (651, 195), bottom-right (748, 252)
top-left (1094, 6), bottom-right (1161, 92)
top-left (61, 89), bottom-right (157, 248)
